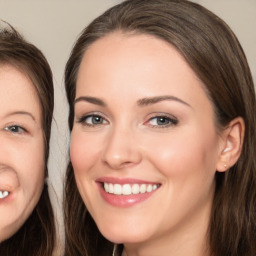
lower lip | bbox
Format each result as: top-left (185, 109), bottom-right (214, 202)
top-left (0, 192), bottom-right (15, 204)
top-left (98, 184), bottom-right (158, 208)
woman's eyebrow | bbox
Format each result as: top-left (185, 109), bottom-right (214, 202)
top-left (74, 96), bottom-right (106, 106)
top-left (137, 95), bottom-right (191, 108)
top-left (74, 95), bottom-right (191, 108)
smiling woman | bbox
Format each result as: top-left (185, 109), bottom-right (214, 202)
top-left (64, 0), bottom-right (256, 256)
top-left (0, 24), bottom-right (55, 255)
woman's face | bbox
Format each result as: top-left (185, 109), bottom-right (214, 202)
top-left (71, 33), bottom-right (225, 246)
top-left (0, 65), bottom-right (45, 241)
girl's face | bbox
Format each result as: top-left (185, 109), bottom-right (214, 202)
top-left (71, 33), bottom-right (225, 248)
top-left (0, 65), bottom-right (45, 241)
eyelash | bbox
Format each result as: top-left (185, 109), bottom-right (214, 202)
top-left (4, 125), bottom-right (27, 134)
top-left (77, 114), bottom-right (108, 127)
top-left (77, 113), bottom-right (178, 129)
top-left (146, 114), bottom-right (178, 128)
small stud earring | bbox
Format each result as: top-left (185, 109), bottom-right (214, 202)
top-left (224, 164), bottom-right (227, 168)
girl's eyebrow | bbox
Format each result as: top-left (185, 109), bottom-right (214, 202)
top-left (137, 95), bottom-right (192, 108)
top-left (5, 111), bottom-right (36, 121)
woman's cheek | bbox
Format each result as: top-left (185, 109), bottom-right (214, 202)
top-left (70, 131), bottom-right (85, 173)
top-left (142, 132), bottom-right (186, 172)
top-left (144, 130), bottom-right (206, 178)
top-left (70, 131), bottom-right (99, 174)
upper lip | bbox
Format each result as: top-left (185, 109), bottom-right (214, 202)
top-left (96, 177), bottom-right (160, 185)
top-left (0, 168), bottom-right (19, 193)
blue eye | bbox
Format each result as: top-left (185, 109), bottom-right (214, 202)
top-left (78, 115), bottom-right (107, 126)
top-left (148, 116), bottom-right (178, 127)
top-left (4, 125), bottom-right (26, 134)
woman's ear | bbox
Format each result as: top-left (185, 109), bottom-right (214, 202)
top-left (216, 117), bottom-right (245, 172)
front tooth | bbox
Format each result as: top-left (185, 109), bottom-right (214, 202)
top-left (147, 184), bottom-right (153, 192)
top-left (122, 184), bottom-right (132, 195)
top-left (109, 184), bottom-right (114, 193)
top-left (132, 184), bottom-right (140, 194)
top-left (113, 184), bottom-right (122, 195)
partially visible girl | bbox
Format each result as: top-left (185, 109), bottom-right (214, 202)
top-left (0, 23), bottom-right (56, 255)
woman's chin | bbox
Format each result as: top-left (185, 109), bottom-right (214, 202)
top-left (99, 226), bottom-right (151, 245)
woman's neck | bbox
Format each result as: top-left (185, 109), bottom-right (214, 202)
top-left (122, 234), bottom-right (210, 256)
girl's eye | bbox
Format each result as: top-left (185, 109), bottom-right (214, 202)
top-left (78, 115), bottom-right (108, 126)
top-left (4, 125), bottom-right (26, 134)
top-left (148, 116), bottom-right (178, 127)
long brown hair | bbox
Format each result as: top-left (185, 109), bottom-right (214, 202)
top-left (0, 23), bottom-right (56, 255)
top-left (64, 1), bottom-right (256, 255)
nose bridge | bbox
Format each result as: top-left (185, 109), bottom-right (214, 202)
top-left (102, 121), bottom-right (141, 169)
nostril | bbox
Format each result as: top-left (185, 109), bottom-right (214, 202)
top-left (103, 158), bottom-right (138, 170)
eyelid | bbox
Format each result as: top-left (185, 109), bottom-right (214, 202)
top-left (76, 111), bottom-right (109, 126)
top-left (144, 113), bottom-right (178, 128)
top-left (4, 124), bottom-right (28, 134)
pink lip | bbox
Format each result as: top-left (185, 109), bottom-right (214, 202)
top-left (0, 169), bottom-right (19, 193)
top-left (0, 191), bottom-right (15, 204)
top-left (96, 177), bottom-right (160, 208)
top-left (0, 169), bottom-right (19, 204)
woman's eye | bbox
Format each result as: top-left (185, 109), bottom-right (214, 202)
top-left (148, 116), bottom-right (178, 127)
top-left (78, 115), bottom-right (108, 126)
top-left (4, 125), bottom-right (26, 134)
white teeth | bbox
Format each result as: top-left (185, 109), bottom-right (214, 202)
top-left (140, 184), bottom-right (146, 193)
top-left (122, 184), bottom-right (131, 195)
top-left (153, 184), bottom-right (158, 190)
top-left (132, 184), bottom-right (140, 194)
top-left (104, 183), bottom-right (109, 193)
top-left (109, 183), bottom-right (114, 193)
top-left (103, 183), bottom-right (159, 195)
top-left (113, 184), bottom-right (122, 195)
top-left (0, 191), bottom-right (9, 199)
top-left (147, 184), bottom-right (153, 193)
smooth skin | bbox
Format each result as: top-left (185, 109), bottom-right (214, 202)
top-left (0, 65), bottom-right (45, 241)
top-left (70, 33), bottom-right (244, 256)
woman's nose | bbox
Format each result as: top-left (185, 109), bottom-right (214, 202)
top-left (101, 126), bottom-right (142, 170)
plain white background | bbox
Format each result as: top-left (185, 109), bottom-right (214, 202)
top-left (0, 0), bottom-right (255, 250)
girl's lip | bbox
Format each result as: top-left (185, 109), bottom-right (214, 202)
top-left (0, 191), bottom-right (15, 204)
top-left (96, 177), bottom-right (161, 208)
top-left (0, 169), bottom-right (19, 195)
